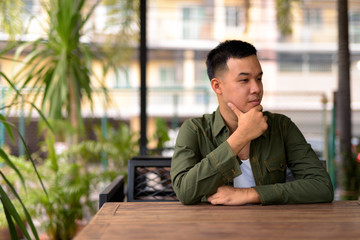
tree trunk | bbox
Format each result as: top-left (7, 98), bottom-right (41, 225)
top-left (336, 0), bottom-right (354, 199)
top-left (67, 71), bottom-right (80, 147)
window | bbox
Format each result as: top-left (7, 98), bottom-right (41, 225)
top-left (195, 64), bottom-right (209, 86)
top-left (309, 54), bottom-right (332, 72)
top-left (277, 53), bottom-right (333, 73)
top-left (114, 67), bottom-right (130, 88)
top-left (350, 11), bottom-right (360, 43)
top-left (160, 67), bottom-right (178, 87)
top-left (304, 8), bottom-right (322, 27)
top-left (182, 7), bottom-right (205, 39)
top-left (23, 0), bottom-right (35, 22)
top-left (225, 7), bottom-right (244, 28)
top-left (277, 53), bottom-right (302, 72)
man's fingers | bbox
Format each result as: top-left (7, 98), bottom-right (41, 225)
top-left (227, 102), bottom-right (243, 116)
top-left (254, 104), bottom-right (263, 112)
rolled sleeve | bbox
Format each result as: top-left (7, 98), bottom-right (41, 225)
top-left (253, 185), bottom-right (283, 205)
top-left (207, 141), bottom-right (242, 182)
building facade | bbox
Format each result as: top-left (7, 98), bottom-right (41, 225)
top-left (0, 0), bottom-right (359, 153)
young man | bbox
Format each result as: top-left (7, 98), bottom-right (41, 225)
top-left (170, 40), bottom-right (334, 205)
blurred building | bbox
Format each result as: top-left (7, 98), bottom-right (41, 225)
top-left (0, 0), bottom-right (359, 154)
top-left (111, 0), bottom-right (360, 151)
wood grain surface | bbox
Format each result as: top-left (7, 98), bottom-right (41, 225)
top-left (75, 201), bottom-right (360, 240)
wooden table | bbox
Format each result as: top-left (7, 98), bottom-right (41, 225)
top-left (75, 201), bottom-right (360, 240)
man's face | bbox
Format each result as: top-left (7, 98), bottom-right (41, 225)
top-left (219, 55), bottom-right (263, 113)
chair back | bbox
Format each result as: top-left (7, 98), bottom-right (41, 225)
top-left (127, 156), bottom-right (178, 202)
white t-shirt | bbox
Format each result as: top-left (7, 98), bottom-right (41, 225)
top-left (233, 159), bottom-right (256, 188)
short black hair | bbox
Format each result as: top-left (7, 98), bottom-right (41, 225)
top-left (206, 40), bottom-right (257, 80)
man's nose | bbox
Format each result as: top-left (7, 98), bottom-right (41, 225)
top-left (250, 79), bottom-right (261, 93)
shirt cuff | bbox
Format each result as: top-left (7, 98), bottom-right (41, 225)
top-left (253, 184), bottom-right (283, 205)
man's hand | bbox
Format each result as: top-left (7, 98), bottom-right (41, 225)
top-left (207, 185), bottom-right (261, 205)
top-left (227, 103), bottom-right (268, 155)
top-left (228, 102), bottom-right (268, 141)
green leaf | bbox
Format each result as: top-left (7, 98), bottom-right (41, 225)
top-left (2, 200), bottom-right (18, 240)
top-left (0, 185), bottom-right (32, 240)
top-left (0, 114), bottom-right (15, 142)
top-left (24, 99), bottom-right (54, 133)
top-left (0, 72), bottom-right (21, 97)
top-left (0, 171), bottom-right (39, 240)
top-left (12, 127), bottom-right (48, 196)
top-left (0, 148), bottom-right (25, 187)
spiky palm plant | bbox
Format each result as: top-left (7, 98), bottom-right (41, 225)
top-left (11, 0), bottom-right (101, 145)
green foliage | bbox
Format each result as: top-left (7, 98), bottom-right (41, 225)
top-left (0, 71), bottom-right (52, 240)
top-left (8, 120), bottom-right (138, 239)
top-left (0, 0), bottom-right (24, 40)
top-left (0, 155), bottom-right (36, 239)
top-left (152, 118), bottom-right (170, 150)
top-left (8, 0), bottom-right (139, 145)
top-left (4, 135), bottom-right (102, 240)
top-left (1, 0), bottom-right (139, 239)
top-left (276, 0), bottom-right (299, 36)
top-left (2, 154), bottom-right (87, 240)
top-left (64, 122), bottom-right (139, 171)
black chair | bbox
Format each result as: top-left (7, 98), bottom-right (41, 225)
top-left (99, 156), bottom-right (178, 209)
top-left (99, 175), bottom-right (125, 209)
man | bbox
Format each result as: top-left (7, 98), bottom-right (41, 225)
top-left (170, 40), bottom-right (334, 205)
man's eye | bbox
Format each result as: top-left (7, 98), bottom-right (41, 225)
top-left (257, 78), bottom-right (262, 81)
top-left (240, 79), bottom-right (248, 82)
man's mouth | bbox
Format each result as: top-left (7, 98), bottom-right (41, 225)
top-left (249, 98), bottom-right (260, 105)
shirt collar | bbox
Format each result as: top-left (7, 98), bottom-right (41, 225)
top-left (213, 107), bottom-right (228, 137)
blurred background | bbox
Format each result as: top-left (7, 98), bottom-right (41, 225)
top-left (0, 0), bottom-right (360, 154)
top-left (0, 0), bottom-right (359, 239)
top-left (0, 0), bottom-right (359, 157)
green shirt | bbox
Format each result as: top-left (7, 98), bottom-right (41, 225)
top-left (171, 108), bottom-right (334, 205)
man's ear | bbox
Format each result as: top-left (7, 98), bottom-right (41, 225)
top-left (211, 78), bottom-right (222, 95)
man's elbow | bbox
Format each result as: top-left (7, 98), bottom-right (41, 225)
top-left (318, 180), bottom-right (334, 203)
top-left (178, 196), bottom-right (199, 205)
top-left (173, 184), bottom-right (202, 205)
top-left (174, 189), bottom-right (201, 205)
top-left (324, 183), bottom-right (334, 203)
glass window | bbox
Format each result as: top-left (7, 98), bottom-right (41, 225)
top-left (304, 8), bottom-right (322, 27)
top-left (160, 67), bottom-right (177, 87)
top-left (277, 53), bottom-right (302, 72)
top-left (195, 64), bottom-right (209, 86)
top-left (19, 0), bottom-right (39, 28)
top-left (309, 54), bottom-right (333, 72)
top-left (277, 53), bottom-right (333, 73)
top-left (225, 7), bottom-right (244, 28)
top-left (114, 67), bottom-right (130, 88)
top-left (182, 7), bottom-right (205, 39)
top-left (350, 11), bottom-right (360, 43)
